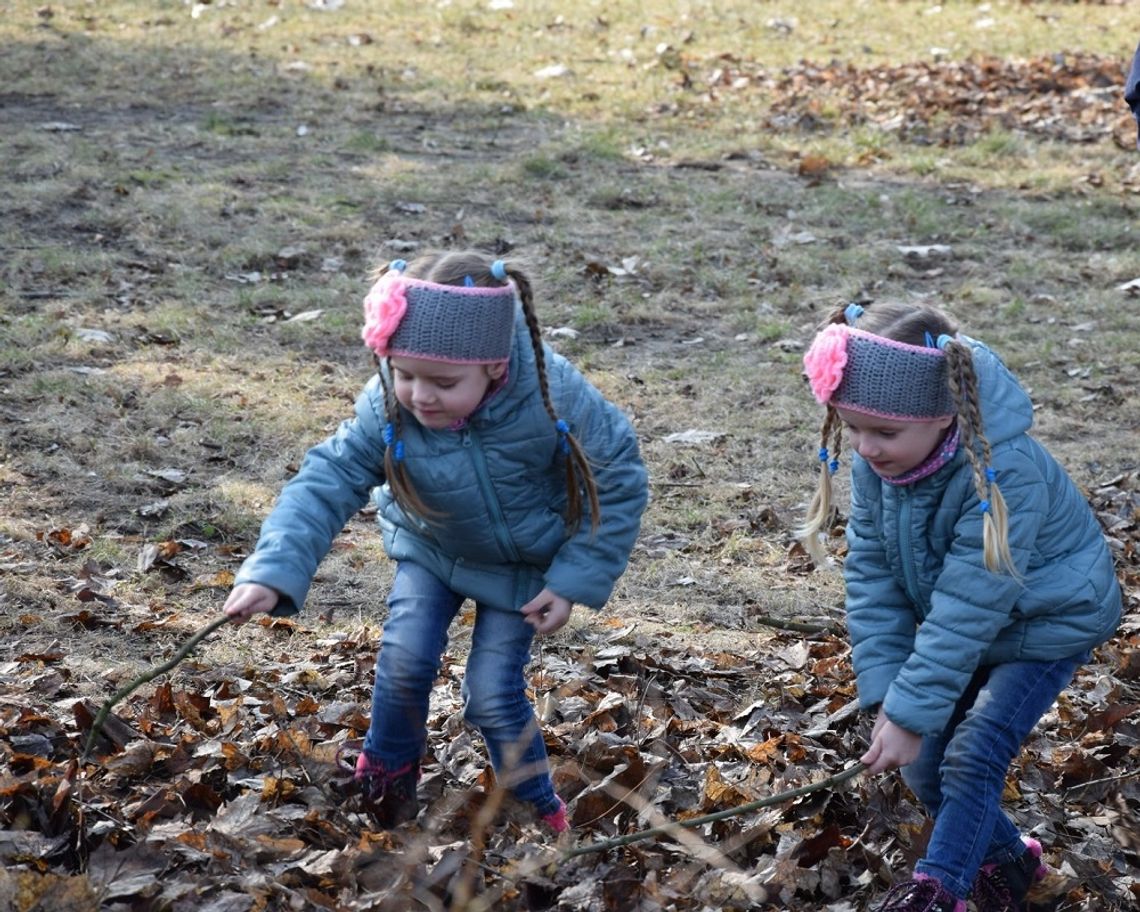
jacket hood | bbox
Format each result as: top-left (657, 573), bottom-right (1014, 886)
top-left (963, 336), bottom-right (1033, 446)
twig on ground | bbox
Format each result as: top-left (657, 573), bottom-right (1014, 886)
top-left (82, 615), bottom-right (232, 761)
top-left (561, 761), bottom-right (867, 859)
top-left (1063, 767), bottom-right (1140, 798)
top-left (751, 614), bottom-right (838, 634)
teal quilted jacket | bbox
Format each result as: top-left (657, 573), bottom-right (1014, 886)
top-left (844, 338), bottom-right (1121, 736)
top-left (235, 311), bottom-right (648, 615)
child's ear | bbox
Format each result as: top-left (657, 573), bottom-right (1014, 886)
top-left (486, 361), bottom-right (508, 380)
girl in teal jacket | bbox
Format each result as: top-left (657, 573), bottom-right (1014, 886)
top-left (799, 301), bottom-right (1120, 912)
top-left (223, 251), bottom-right (648, 833)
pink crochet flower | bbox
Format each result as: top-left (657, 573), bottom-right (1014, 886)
top-left (361, 273), bottom-right (408, 356)
top-left (803, 324), bottom-right (850, 404)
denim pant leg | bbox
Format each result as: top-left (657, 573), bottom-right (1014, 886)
top-left (911, 652), bottom-right (1085, 897)
top-left (462, 599), bottom-right (559, 814)
top-left (902, 666), bottom-right (1024, 859)
top-left (363, 562), bottom-right (464, 766)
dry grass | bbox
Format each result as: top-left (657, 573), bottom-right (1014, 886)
top-left (1, 0), bottom-right (1137, 681)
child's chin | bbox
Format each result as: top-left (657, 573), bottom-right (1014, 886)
top-left (415, 412), bottom-right (450, 428)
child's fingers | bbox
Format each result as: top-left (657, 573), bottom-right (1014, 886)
top-left (222, 584), bottom-right (278, 624)
top-left (860, 741), bottom-right (883, 773)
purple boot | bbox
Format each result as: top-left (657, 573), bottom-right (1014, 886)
top-left (352, 752), bottom-right (420, 828)
top-left (971, 838), bottom-right (1049, 912)
top-left (873, 874), bottom-right (967, 912)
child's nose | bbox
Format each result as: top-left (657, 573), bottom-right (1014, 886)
top-left (855, 437), bottom-right (877, 458)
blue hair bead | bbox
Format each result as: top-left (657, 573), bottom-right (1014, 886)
top-left (382, 423), bottom-right (395, 446)
top-left (844, 303), bottom-right (864, 325)
top-left (818, 447), bottom-right (829, 463)
top-left (393, 440), bottom-right (405, 462)
top-left (555, 418), bottom-right (570, 453)
top-left (390, 259), bottom-right (407, 273)
top-left (829, 459), bottom-right (839, 474)
top-left (937, 333), bottom-right (955, 351)
top-left (463, 275), bottom-right (475, 287)
top-left (985, 467), bottom-right (996, 483)
top-left (490, 260), bottom-right (507, 281)
top-left (978, 500), bottom-right (991, 514)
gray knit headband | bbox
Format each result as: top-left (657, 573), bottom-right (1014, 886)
top-left (362, 263), bottom-right (516, 363)
top-left (804, 324), bottom-right (956, 421)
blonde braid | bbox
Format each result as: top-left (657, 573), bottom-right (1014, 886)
top-left (943, 340), bottom-right (1015, 574)
top-left (512, 266), bottom-right (601, 535)
top-left (797, 406), bottom-right (843, 565)
top-left (377, 361), bottom-right (439, 522)
top-left (796, 301), bottom-right (853, 565)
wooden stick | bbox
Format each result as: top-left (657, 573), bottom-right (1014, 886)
top-left (561, 761), bottom-right (867, 859)
top-left (82, 615), bottom-right (232, 761)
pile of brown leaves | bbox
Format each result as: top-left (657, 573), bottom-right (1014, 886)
top-left (702, 52), bottom-right (1136, 146)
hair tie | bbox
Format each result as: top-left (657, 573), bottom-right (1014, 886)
top-left (937, 333), bottom-right (955, 351)
top-left (978, 499), bottom-right (991, 514)
top-left (390, 259), bottom-right (407, 273)
top-left (924, 331), bottom-right (935, 348)
top-left (463, 275), bottom-right (475, 287)
top-left (844, 303), bottom-right (864, 325)
top-left (829, 458), bottom-right (839, 474)
top-left (818, 447), bottom-right (829, 463)
top-left (984, 467), bottom-right (996, 483)
top-left (555, 418), bottom-right (571, 454)
top-left (490, 260), bottom-right (507, 281)
top-left (383, 424), bottom-right (404, 461)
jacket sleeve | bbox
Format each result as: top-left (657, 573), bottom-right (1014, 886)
top-left (843, 468), bottom-right (919, 711)
top-left (882, 450), bottom-right (1048, 735)
top-left (541, 356), bottom-right (648, 609)
top-left (233, 378), bottom-right (388, 614)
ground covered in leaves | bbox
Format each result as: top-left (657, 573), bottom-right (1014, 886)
top-left (2, 548), bottom-right (1139, 911)
top-left (3, 3), bottom-right (1140, 911)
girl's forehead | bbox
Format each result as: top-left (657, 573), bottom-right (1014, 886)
top-left (835, 407), bottom-right (912, 431)
top-left (390, 357), bottom-right (479, 378)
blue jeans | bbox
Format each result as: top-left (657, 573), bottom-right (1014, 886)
top-left (362, 561), bottom-right (560, 814)
top-left (902, 651), bottom-right (1087, 898)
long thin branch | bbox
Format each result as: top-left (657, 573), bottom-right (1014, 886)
top-left (751, 615), bottom-right (838, 634)
top-left (82, 615), bottom-right (232, 761)
top-left (561, 761), bottom-right (867, 859)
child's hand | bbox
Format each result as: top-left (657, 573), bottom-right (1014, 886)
top-left (223, 583), bottom-right (279, 624)
top-left (520, 588), bottom-right (572, 635)
top-left (861, 710), bottom-right (922, 774)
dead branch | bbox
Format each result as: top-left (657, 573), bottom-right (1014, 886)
top-left (82, 615), bottom-right (232, 761)
top-left (561, 761), bottom-right (867, 859)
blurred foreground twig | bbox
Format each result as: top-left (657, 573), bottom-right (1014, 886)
top-left (562, 761), bottom-right (867, 859)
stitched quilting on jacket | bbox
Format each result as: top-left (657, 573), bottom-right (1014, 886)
top-left (843, 337), bottom-right (1121, 736)
top-left (234, 310), bottom-right (648, 616)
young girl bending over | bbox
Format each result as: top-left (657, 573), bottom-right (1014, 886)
top-left (799, 302), bottom-right (1120, 912)
top-left (223, 251), bottom-right (648, 833)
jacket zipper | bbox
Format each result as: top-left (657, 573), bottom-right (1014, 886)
top-left (896, 486), bottom-right (923, 610)
top-left (462, 427), bottom-right (520, 562)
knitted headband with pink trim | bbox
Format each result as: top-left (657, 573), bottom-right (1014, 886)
top-left (803, 320), bottom-right (956, 421)
top-left (361, 259), bottom-right (516, 364)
